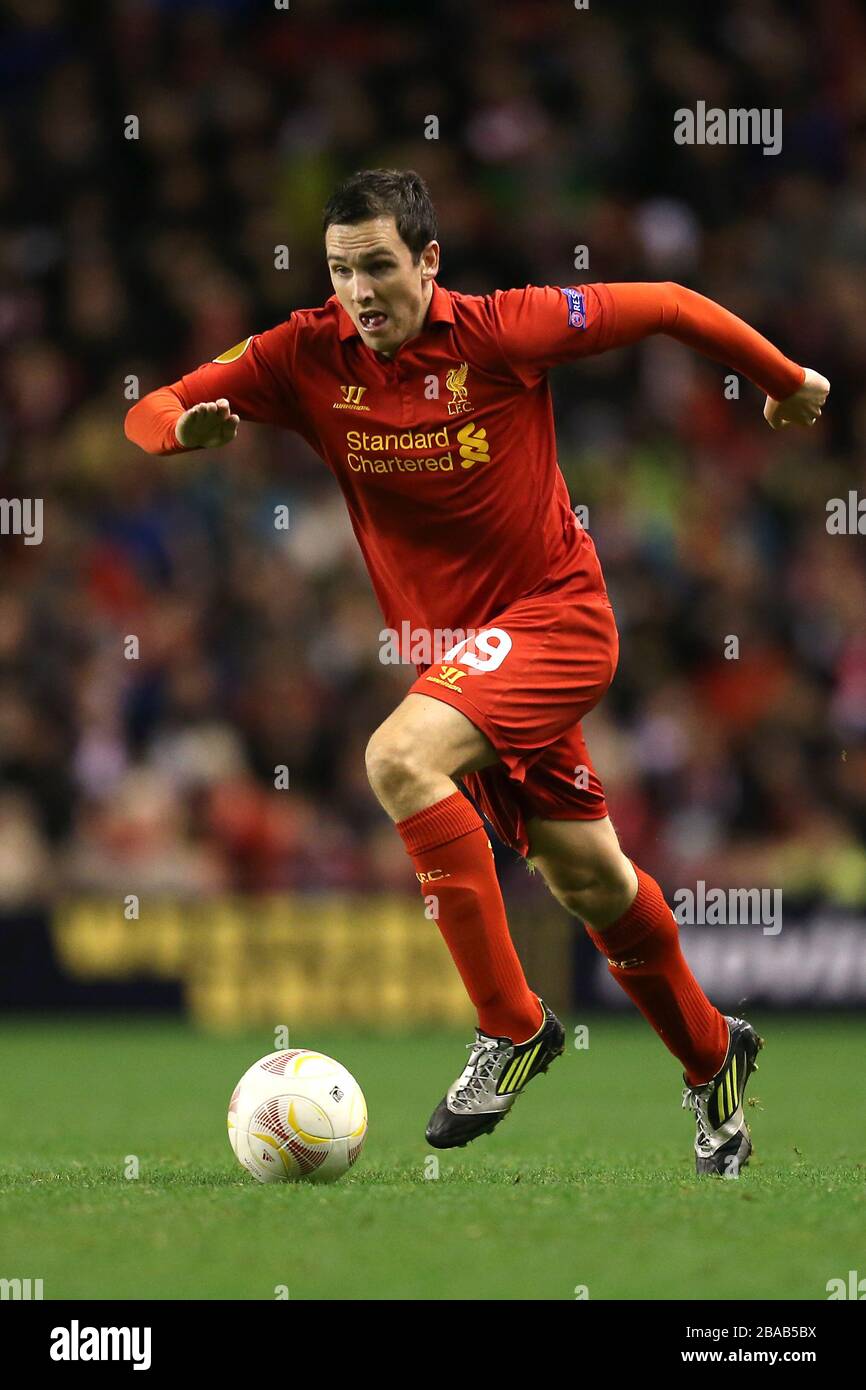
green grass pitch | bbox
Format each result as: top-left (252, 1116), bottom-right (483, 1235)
top-left (0, 1014), bottom-right (862, 1300)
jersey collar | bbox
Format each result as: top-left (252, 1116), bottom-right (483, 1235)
top-left (334, 280), bottom-right (454, 342)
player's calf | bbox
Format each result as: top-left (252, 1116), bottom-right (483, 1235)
top-left (527, 815), bottom-right (639, 929)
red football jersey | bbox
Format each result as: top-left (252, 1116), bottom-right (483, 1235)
top-left (125, 280), bottom-right (805, 636)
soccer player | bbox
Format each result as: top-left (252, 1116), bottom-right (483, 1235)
top-left (126, 169), bottom-right (829, 1175)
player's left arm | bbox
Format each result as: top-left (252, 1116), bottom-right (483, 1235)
top-left (602, 281), bottom-right (829, 429)
top-left (491, 281), bottom-right (829, 428)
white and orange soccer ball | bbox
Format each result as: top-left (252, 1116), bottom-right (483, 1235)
top-left (227, 1049), bottom-right (368, 1183)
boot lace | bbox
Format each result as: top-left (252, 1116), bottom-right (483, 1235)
top-left (682, 1080), bottom-right (716, 1147)
top-left (452, 1037), bottom-right (505, 1108)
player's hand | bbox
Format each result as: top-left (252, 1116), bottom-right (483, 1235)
top-left (764, 368), bottom-right (830, 430)
top-left (175, 398), bottom-right (240, 448)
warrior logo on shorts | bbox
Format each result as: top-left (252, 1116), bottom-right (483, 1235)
top-left (426, 663), bottom-right (467, 693)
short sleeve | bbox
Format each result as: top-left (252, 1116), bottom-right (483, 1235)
top-left (489, 283), bottom-right (617, 388)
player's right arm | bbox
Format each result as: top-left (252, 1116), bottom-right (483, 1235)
top-left (124, 321), bottom-right (301, 455)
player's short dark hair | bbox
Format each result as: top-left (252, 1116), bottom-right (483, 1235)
top-left (322, 169), bottom-right (437, 262)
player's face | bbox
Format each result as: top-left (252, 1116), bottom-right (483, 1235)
top-left (325, 216), bottom-right (439, 358)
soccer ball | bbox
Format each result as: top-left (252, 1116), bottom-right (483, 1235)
top-left (228, 1049), bottom-right (367, 1184)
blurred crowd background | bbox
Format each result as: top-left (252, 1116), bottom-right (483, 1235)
top-left (1, 0), bottom-right (865, 913)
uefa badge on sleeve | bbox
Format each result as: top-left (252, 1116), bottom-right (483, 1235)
top-left (560, 287), bottom-right (587, 329)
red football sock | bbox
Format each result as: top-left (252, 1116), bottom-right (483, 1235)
top-left (584, 863), bottom-right (728, 1085)
top-left (396, 790), bottom-right (544, 1043)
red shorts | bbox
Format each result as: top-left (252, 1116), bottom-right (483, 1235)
top-left (407, 583), bottom-right (619, 858)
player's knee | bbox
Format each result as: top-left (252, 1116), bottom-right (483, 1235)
top-left (545, 851), bottom-right (635, 917)
top-left (550, 872), bottom-right (604, 917)
top-left (364, 726), bottom-right (426, 801)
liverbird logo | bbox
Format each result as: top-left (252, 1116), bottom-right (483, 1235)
top-left (445, 361), bottom-right (472, 415)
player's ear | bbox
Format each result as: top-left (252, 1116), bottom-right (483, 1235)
top-left (420, 240), bottom-right (440, 280)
